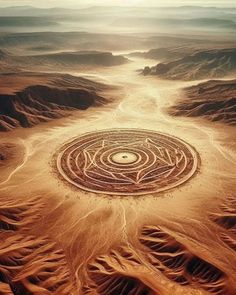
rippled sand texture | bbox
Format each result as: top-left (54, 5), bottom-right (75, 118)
top-left (0, 58), bottom-right (236, 294)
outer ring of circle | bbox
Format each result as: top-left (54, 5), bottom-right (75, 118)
top-left (56, 128), bottom-right (199, 196)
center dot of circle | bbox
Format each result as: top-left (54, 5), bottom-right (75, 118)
top-left (111, 152), bottom-right (138, 164)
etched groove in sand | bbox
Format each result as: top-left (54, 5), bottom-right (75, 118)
top-left (85, 250), bottom-right (158, 295)
top-left (0, 197), bottom-right (44, 232)
top-left (139, 226), bottom-right (233, 295)
top-left (0, 196), bottom-right (75, 294)
top-left (0, 234), bottom-right (75, 295)
top-left (0, 282), bottom-right (14, 295)
top-left (210, 196), bottom-right (236, 251)
top-left (56, 129), bottom-right (199, 195)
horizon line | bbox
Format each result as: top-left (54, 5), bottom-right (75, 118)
top-left (1, 4), bottom-right (236, 9)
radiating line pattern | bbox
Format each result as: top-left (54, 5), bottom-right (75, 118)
top-left (56, 129), bottom-right (199, 195)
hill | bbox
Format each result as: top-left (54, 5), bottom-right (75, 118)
top-left (169, 79), bottom-right (236, 125)
top-left (17, 51), bottom-right (129, 68)
top-left (142, 48), bottom-right (236, 80)
top-left (0, 72), bottom-right (110, 131)
top-left (0, 50), bottom-right (129, 71)
top-left (129, 47), bottom-right (195, 62)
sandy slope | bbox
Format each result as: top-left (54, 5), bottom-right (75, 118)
top-left (143, 48), bottom-right (236, 81)
top-left (0, 57), bottom-right (235, 294)
top-left (0, 50), bottom-right (129, 72)
top-left (0, 72), bottom-right (110, 131)
top-left (170, 79), bottom-right (236, 125)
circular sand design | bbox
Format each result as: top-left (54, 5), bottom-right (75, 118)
top-left (56, 129), bottom-right (199, 195)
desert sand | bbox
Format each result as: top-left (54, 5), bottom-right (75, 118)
top-left (0, 56), bottom-right (235, 294)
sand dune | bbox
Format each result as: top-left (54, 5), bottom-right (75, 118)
top-left (84, 221), bottom-right (236, 294)
top-left (0, 196), bottom-right (75, 294)
top-left (143, 48), bottom-right (236, 80)
top-left (209, 196), bottom-right (236, 252)
top-left (0, 72), bottom-right (110, 131)
top-left (170, 79), bottom-right (236, 125)
top-left (85, 245), bottom-right (163, 294)
top-left (140, 226), bottom-right (232, 294)
top-left (0, 143), bottom-right (16, 162)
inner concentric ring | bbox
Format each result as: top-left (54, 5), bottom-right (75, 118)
top-left (56, 128), bottom-right (199, 195)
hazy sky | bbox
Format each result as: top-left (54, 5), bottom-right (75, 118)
top-left (0, 0), bottom-right (236, 8)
